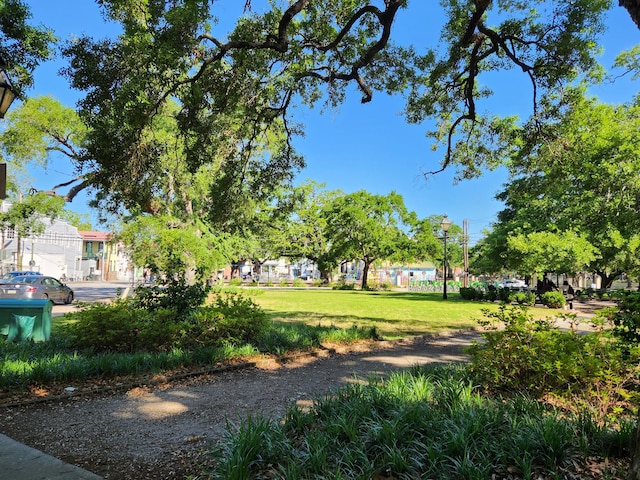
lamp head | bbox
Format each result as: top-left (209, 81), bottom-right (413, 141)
top-left (440, 214), bottom-right (452, 233)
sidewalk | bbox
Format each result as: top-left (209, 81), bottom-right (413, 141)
top-left (0, 433), bottom-right (102, 479)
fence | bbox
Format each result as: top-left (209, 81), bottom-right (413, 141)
top-left (408, 280), bottom-right (489, 293)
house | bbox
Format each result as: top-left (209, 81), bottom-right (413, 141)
top-left (0, 201), bottom-right (83, 278)
top-left (78, 231), bottom-right (132, 281)
top-left (0, 201), bottom-right (131, 281)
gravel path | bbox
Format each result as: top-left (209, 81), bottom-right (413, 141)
top-left (0, 330), bottom-right (480, 480)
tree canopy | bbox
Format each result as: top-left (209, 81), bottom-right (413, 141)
top-left (43, 0), bottom-right (627, 213)
top-left (470, 91), bottom-right (640, 287)
top-left (0, 0), bottom-right (56, 96)
top-left (322, 190), bottom-right (415, 288)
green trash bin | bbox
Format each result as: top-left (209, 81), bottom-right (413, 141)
top-left (0, 299), bottom-right (53, 342)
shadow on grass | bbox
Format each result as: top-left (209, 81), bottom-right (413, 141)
top-left (262, 309), bottom-right (477, 339)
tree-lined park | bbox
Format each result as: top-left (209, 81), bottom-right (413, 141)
top-left (3, 1), bottom-right (640, 478)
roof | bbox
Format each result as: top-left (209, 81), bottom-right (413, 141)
top-left (78, 231), bottom-right (112, 241)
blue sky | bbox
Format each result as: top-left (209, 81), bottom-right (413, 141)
top-left (19, 1), bottom-right (640, 243)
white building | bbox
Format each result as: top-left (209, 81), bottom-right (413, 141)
top-left (0, 201), bottom-right (84, 279)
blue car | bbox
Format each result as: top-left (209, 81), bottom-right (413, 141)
top-left (0, 271), bottom-right (41, 284)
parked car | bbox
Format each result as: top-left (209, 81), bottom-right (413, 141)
top-left (0, 275), bottom-right (74, 304)
top-left (498, 279), bottom-right (527, 289)
top-left (0, 271), bottom-right (41, 284)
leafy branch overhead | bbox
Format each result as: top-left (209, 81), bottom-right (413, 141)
top-left (55, 0), bottom-right (622, 213)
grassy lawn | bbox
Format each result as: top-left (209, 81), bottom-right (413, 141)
top-left (251, 288), bottom-right (524, 339)
top-left (1, 288), bottom-right (564, 393)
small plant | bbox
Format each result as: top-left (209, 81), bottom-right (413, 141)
top-left (64, 300), bottom-right (182, 353)
top-left (131, 274), bottom-right (211, 316)
top-left (498, 287), bottom-right (511, 302)
top-left (540, 291), bottom-right (566, 309)
top-left (292, 278), bottom-right (306, 287)
top-left (601, 291), bottom-right (640, 350)
top-left (459, 287), bottom-right (477, 300)
top-left (191, 292), bottom-right (270, 346)
top-left (332, 279), bottom-right (355, 290)
top-left (229, 277), bottom-right (242, 287)
top-left (512, 291), bottom-right (535, 306)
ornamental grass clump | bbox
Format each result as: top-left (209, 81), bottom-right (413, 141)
top-left (208, 364), bottom-right (630, 479)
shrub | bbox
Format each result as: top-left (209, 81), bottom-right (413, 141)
top-left (466, 304), bottom-right (640, 423)
top-left (498, 287), bottom-right (511, 302)
top-left (602, 291), bottom-right (640, 347)
top-left (292, 278), bottom-right (306, 287)
top-left (64, 301), bottom-right (182, 353)
top-left (332, 280), bottom-right (355, 290)
top-left (132, 274), bottom-right (210, 316)
top-left (485, 285), bottom-right (498, 302)
top-left (65, 290), bottom-right (270, 353)
top-left (229, 277), bottom-right (242, 286)
top-left (459, 287), bottom-right (477, 300)
top-left (191, 292), bottom-right (270, 346)
top-left (540, 291), bottom-right (566, 309)
top-left (512, 291), bottom-right (536, 306)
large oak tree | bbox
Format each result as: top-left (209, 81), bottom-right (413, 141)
top-left (52, 0), bottom-right (622, 212)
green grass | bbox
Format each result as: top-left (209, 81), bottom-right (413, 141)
top-left (252, 290), bottom-right (499, 339)
top-left (0, 290), bottom-right (562, 391)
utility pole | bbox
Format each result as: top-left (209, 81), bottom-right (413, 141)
top-left (463, 219), bottom-right (469, 288)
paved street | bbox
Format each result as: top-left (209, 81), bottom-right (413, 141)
top-left (52, 280), bottom-right (133, 316)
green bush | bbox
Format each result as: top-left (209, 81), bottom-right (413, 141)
top-left (332, 280), bottom-right (355, 290)
top-left (191, 292), bottom-right (270, 346)
top-left (498, 287), bottom-right (511, 302)
top-left (459, 287), bottom-right (477, 300)
top-left (512, 291), bottom-right (536, 306)
top-left (292, 278), bottom-right (306, 287)
top-left (540, 291), bottom-right (566, 309)
top-left (64, 301), bottom-right (182, 353)
top-left (131, 274), bottom-right (210, 316)
top-left (64, 291), bottom-right (270, 353)
top-left (603, 291), bottom-right (640, 347)
top-left (229, 277), bottom-right (242, 286)
top-left (466, 304), bottom-right (640, 423)
top-left (485, 285), bottom-right (498, 302)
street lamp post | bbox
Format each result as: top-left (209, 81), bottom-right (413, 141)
top-left (441, 214), bottom-right (452, 300)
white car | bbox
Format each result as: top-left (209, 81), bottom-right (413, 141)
top-left (498, 279), bottom-right (527, 289)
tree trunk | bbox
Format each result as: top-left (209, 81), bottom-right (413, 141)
top-left (620, 0), bottom-right (640, 29)
top-left (629, 411), bottom-right (640, 479)
top-left (361, 261), bottom-right (370, 290)
top-left (596, 270), bottom-right (621, 289)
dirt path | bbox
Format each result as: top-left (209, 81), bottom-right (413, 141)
top-left (0, 331), bottom-right (479, 480)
